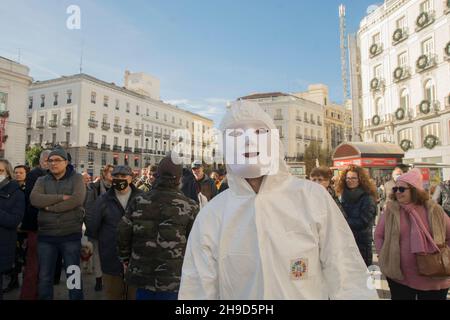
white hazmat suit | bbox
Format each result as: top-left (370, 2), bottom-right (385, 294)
top-left (179, 100), bottom-right (378, 300)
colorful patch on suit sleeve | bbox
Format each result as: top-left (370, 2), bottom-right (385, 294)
top-left (290, 258), bottom-right (308, 280)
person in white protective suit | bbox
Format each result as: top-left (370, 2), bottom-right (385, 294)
top-left (178, 100), bottom-right (378, 300)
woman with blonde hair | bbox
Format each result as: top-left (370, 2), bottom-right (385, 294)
top-left (336, 165), bottom-right (378, 266)
top-left (0, 159), bottom-right (25, 300)
top-left (375, 169), bottom-right (450, 300)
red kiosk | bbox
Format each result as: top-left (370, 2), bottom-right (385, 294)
top-left (332, 142), bottom-right (405, 180)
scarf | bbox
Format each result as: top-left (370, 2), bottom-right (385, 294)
top-left (400, 203), bottom-right (440, 254)
top-left (379, 200), bottom-right (447, 281)
top-left (0, 177), bottom-right (10, 191)
top-left (342, 187), bottom-right (365, 203)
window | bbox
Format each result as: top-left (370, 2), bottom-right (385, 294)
top-left (420, 0), bottom-right (433, 13)
top-left (317, 116), bottom-right (321, 124)
top-left (398, 128), bottom-right (413, 142)
top-left (66, 132), bottom-right (70, 143)
top-left (277, 126), bottom-right (283, 137)
top-left (421, 122), bottom-right (440, 139)
top-left (135, 140), bottom-right (139, 148)
top-left (324, 97), bottom-right (327, 106)
top-left (179, 119), bottom-right (182, 126)
top-left (126, 103), bottom-right (130, 113)
top-left (398, 52), bottom-right (408, 66)
top-left (375, 98), bottom-right (384, 115)
top-left (27, 117), bottom-right (32, 126)
top-left (374, 64), bottom-right (382, 78)
top-left (114, 117), bottom-right (119, 125)
top-left (39, 134), bottom-right (43, 144)
top-left (113, 155), bottom-right (118, 166)
top-left (164, 114), bottom-right (167, 122)
top-left (375, 133), bottom-right (387, 143)
top-left (310, 114), bottom-right (314, 123)
top-left (91, 92), bottom-right (96, 104)
top-left (89, 111), bottom-right (96, 120)
top-left (424, 79), bottom-right (436, 101)
top-left (304, 112), bottom-right (308, 121)
top-left (115, 99), bottom-right (119, 110)
top-left (53, 93), bottom-right (58, 106)
top-left (400, 89), bottom-right (409, 110)
top-left (134, 157), bottom-right (139, 167)
top-left (40, 95), bottom-right (45, 107)
top-left (52, 133), bottom-right (56, 144)
top-left (104, 96), bottom-right (109, 107)
top-left (40, 115), bottom-right (45, 124)
top-left (156, 111), bottom-right (159, 119)
top-left (136, 105), bottom-right (140, 115)
top-left (124, 154), bottom-right (129, 166)
top-left (66, 112), bottom-right (71, 121)
top-left (102, 153), bottom-right (107, 166)
top-left (88, 152), bottom-right (94, 162)
top-left (125, 138), bottom-right (129, 147)
top-left (125, 119), bottom-right (130, 126)
top-left (114, 137), bottom-right (118, 146)
top-left (29, 97), bottom-right (33, 109)
top-left (52, 114), bottom-right (57, 122)
top-left (146, 108), bottom-right (149, 117)
top-left (396, 16), bottom-right (406, 29)
top-left (172, 116), bottom-right (175, 124)
top-left (102, 114), bottom-right (108, 123)
top-left (27, 135), bottom-right (31, 145)
top-left (102, 135), bottom-right (107, 144)
top-left (66, 90), bottom-right (72, 104)
top-left (422, 37), bottom-right (434, 56)
top-left (89, 133), bottom-right (94, 143)
top-left (372, 32), bottom-right (380, 45)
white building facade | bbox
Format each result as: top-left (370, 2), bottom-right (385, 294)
top-left (28, 72), bottom-right (213, 175)
top-left (240, 92), bottom-right (324, 160)
top-left (0, 57), bottom-right (32, 166)
top-left (358, 0), bottom-right (450, 176)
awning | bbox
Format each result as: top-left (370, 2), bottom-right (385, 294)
top-left (332, 142), bottom-right (404, 160)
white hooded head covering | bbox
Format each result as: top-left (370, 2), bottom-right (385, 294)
top-left (219, 100), bottom-right (291, 195)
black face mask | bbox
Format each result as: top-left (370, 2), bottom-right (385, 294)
top-left (112, 178), bottom-right (129, 191)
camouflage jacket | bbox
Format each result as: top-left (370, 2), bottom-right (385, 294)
top-left (117, 178), bottom-right (199, 292)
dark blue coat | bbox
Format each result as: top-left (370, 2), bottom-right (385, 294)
top-left (88, 185), bottom-right (143, 276)
top-left (0, 180), bottom-right (25, 272)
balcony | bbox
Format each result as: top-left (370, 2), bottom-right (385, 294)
top-left (27, 122), bottom-right (32, 129)
top-left (124, 126), bottom-right (132, 135)
top-left (101, 122), bottom-right (111, 131)
top-left (134, 147), bottom-right (142, 154)
top-left (113, 124), bottom-right (122, 133)
top-left (304, 119), bottom-right (309, 123)
top-left (416, 100), bottom-right (441, 116)
top-left (48, 120), bottom-right (58, 128)
top-left (143, 149), bottom-right (151, 154)
top-left (113, 145), bottom-right (122, 152)
top-left (369, 43), bottom-right (383, 58)
top-left (393, 66), bottom-right (411, 83)
top-left (36, 121), bottom-right (45, 129)
top-left (154, 133), bottom-right (162, 139)
top-left (62, 118), bottom-right (71, 126)
top-left (124, 146), bottom-right (132, 153)
top-left (87, 142), bottom-right (98, 149)
top-left (88, 119), bottom-right (98, 128)
top-left (145, 131), bottom-right (153, 137)
top-left (0, 110), bottom-right (9, 118)
top-left (370, 77), bottom-right (385, 92)
top-left (310, 119), bottom-right (316, 125)
top-left (317, 121), bottom-right (322, 126)
top-left (304, 135), bottom-right (311, 141)
top-left (163, 134), bottom-right (170, 140)
top-left (416, 54), bottom-right (438, 73)
top-left (296, 116), bottom-right (302, 122)
top-left (318, 138), bottom-right (323, 143)
top-left (296, 134), bottom-right (303, 140)
top-left (415, 11), bottom-right (435, 32)
top-left (274, 116), bottom-right (284, 121)
top-left (60, 141), bottom-right (70, 148)
top-left (101, 143), bottom-right (110, 151)
top-left (392, 28), bottom-right (408, 45)
top-left (134, 129), bottom-right (143, 136)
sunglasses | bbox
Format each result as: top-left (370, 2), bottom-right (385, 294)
top-left (393, 186), bottom-right (410, 193)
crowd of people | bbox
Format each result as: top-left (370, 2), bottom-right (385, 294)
top-left (0, 101), bottom-right (449, 300)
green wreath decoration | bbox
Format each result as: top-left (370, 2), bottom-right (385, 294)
top-left (395, 107), bottom-right (405, 120)
top-left (419, 100), bottom-right (431, 114)
top-left (393, 28), bottom-right (403, 42)
top-left (445, 41), bottom-right (450, 57)
top-left (400, 139), bottom-right (413, 152)
top-left (372, 115), bottom-right (381, 126)
top-left (370, 44), bottom-right (379, 56)
top-left (393, 67), bottom-right (404, 80)
top-left (416, 55), bottom-right (428, 69)
top-left (416, 12), bottom-right (429, 28)
top-left (370, 78), bottom-right (379, 90)
top-left (423, 135), bottom-right (438, 149)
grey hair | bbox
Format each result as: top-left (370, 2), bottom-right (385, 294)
top-left (0, 158), bottom-right (14, 179)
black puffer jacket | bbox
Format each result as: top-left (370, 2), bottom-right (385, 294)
top-left (0, 180), bottom-right (25, 272)
top-left (341, 187), bottom-right (376, 244)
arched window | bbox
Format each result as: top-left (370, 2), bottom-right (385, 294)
top-left (424, 79), bottom-right (435, 101)
top-left (400, 89), bottom-right (409, 110)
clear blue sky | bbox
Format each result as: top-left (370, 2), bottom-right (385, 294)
top-left (0, 0), bottom-right (379, 125)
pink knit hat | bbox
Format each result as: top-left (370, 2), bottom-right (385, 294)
top-left (397, 168), bottom-right (424, 191)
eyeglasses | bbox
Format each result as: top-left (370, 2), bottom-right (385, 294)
top-left (393, 186), bottom-right (410, 193)
top-left (48, 159), bottom-right (65, 164)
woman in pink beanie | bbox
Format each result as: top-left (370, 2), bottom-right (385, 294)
top-left (375, 168), bottom-right (450, 300)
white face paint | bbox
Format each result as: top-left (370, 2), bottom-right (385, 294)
top-left (224, 120), bottom-right (279, 179)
